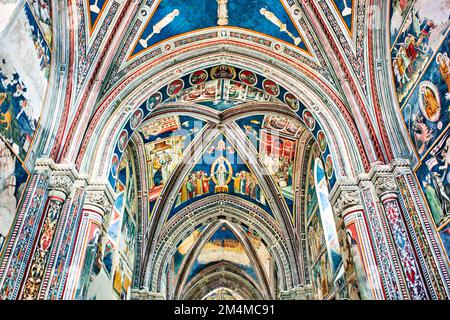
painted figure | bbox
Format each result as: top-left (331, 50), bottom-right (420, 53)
top-left (0, 139), bottom-right (17, 252)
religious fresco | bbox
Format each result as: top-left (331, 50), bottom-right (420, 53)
top-left (108, 65), bottom-right (337, 192)
top-left (305, 144), bottom-right (320, 220)
top-left (416, 130), bottom-right (450, 259)
top-left (390, 0), bottom-right (414, 46)
top-left (103, 192), bottom-right (125, 277)
top-left (28, 0), bottom-right (52, 46)
top-left (311, 249), bottom-right (333, 300)
top-left (165, 78), bottom-right (279, 111)
top-left (0, 1), bottom-right (50, 257)
top-left (75, 221), bottom-right (102, 300)
top-left (243, 226), bottom-right (271, 279)
top-left (391, 0), bottom-right (449, 105)
top-left (402, 32), bottom-right (450, 157)
top-left (0, 137), bottom-right (28, 254)
top-left (331, 0), bottom-right (354, 33)
top-left (0, 3), bottom-right (51, 161)
top-left (168, 134), bottom-right (270, 221)
top-left (391, 0), bottom-right (450, 263)
top-left (116, 148), bottom-right (138, 216)
top-left (305, 156), bottom-right (343, 299)
top-left (112, 255), bottom-right (132, 300)
top-left (186, 224), bottom-right (259, 284)
top-left (236, 114), bottom-right (304, 218)
top-left (139, 115), bottom-right (205, 219)
top-left (132, 0), bottom-right (308, 58)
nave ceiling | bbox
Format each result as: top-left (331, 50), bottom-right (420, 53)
top-left (1, 0), bottom-right (449, 301)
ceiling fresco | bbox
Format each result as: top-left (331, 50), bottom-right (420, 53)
top-left (108, 64), bottom-right (337, 191)
top-left (166, 133), bottom-right (273, 221)
top-left (132, 0), bottom-right (309, 58)
top-left (331, 0), bottom-right (354, 34)
top-left (236, 114), bottom-right (305, 215)
top-left (86, 0), bottom-right (110, 34)
top-left (186, 224), bottom-right (260, 285)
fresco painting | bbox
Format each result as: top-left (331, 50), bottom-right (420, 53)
top-left (390, 0), bottom-right (414, 46)
top-left (391, 0), bottom-right (449, 105)
top-left (0, 3), bottom-right (51, 161)
top-left (103, 192), bottom-right (125, 277)
top-left (29, 0), bottom-right (52, 46)
top-left (132, 0), bottom-right (308, 56)
top-left (187, 224), bottom-right (259, 284)
top-left (75, 221), bottom-right (102, 300)
top-left (140, 115), bottom-right (204, 207)
top-left (171, 134), bottom-right (270, 218)
top-left (0, 137), bottom-right (28, 253)
top-left (116, 148), bottom-right (138, 217)
top-left (391, 0), bottom-right (450, 264)
top-left (166, 78), bottom-right (279, 111)
top-left (416, 130), bottom-right (450, 232)
top-left (402, 32), bottom-right (450, 157)
top-left (236, 114), bottom-right (302, 217)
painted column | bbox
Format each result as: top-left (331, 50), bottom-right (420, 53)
top-left (0, 170), bottom-right (49, 300)
top-left (392, 160), bottom-right (450, 299)
top-left (332, 185), bottom-right (385, 300)
top-left (373, 171), bottom-right (428, 299)
top-left (130, 287), bottom-right (165, 300)
top-left (62, 184), bottom-right (113, 300)
top-left (42, 180), bottom-right (87, 300)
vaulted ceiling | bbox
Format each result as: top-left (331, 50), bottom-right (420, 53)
top-left (18, 0), bottom-right (400, 299)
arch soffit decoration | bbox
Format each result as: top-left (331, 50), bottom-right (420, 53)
top-left (145, 194), bottom-right (293, 294)
top-left (74, 50), bottom-right (371, 189)
top-left (181, 262), bottom-right (264, 300)
top-left (172, 219), bottom-right (273, 300)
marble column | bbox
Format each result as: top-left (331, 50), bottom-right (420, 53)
top-left (131, 287), bottom-right (165, 300)
top-left (373, 170), bottom-right (428, 299)
top-left (19, 160), bottom-right (81, 300)
top-left (332, 184), bottom-right (385, 300)
top-left (0, 168), bottom-right (50, 299)
top-left (62, 184), bottom-right (114, 300)
top-left (392, 160), bottom-right (450, 299)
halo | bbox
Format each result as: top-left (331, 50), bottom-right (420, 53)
top-left (211, 156), bottom-right (233, 185)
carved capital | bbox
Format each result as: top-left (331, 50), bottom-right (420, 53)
top-left (334, 190), bottom-right (361, 216)
top-left (49, 175), bottom-right (73, 195)
top-left (374, 176), bottom-right (397, 196)
top-left (85, 190), bottom-right (112, 214)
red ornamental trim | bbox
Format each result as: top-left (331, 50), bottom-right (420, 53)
top-left (54, 2), bottom-right (140, 161)
top-left (366, 0), bottom-right (394, 161)
top-left (74, 39), bottom-right (370, 171)
top-left (308, 0), bottom-right (387, 163)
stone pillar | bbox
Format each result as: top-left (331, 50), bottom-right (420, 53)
top-left (42, 180), bottom-right (87, 300)
top-left (373, 169), bottom-right (428, 299)
top-left (332, 184), bottom-right (385, 300)
top-left (392, 160), bottom-right (450, 299)
top-left (20, 172), bottom-right (73, 299)
top-left (131, 287), bottom-right (165, 300)
top-left (279, 285), bottom-right (314, 300)
top-left (62, 184), bottom-right (113, 300)
top-left (0, 168), bottom-right (50, 300)
top-left (358, 176), bottom-right (408, 300)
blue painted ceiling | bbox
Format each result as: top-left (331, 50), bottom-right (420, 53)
top-left (132, 0), bottom-right (308, 56)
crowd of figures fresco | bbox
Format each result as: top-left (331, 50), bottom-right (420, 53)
top-left (76, 147), bottom-right (138, 300)
top-left (0, 1), bottom-right (52, 256)
top-left (391, 0), bottom-right (450, 261)
top-left (186, 224), bottom-right (259, 285)
top-left (170, 134), bottom-right (270, 220)
top-left (305, 143), bottom-right (343, 300)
